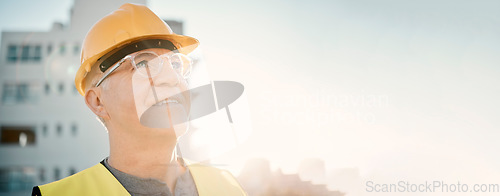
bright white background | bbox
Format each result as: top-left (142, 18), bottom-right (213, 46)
top-left (1, 0), bottom-right (499, 195)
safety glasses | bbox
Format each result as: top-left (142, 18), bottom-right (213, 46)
top-left (95, 51), bottom-right (192, 87)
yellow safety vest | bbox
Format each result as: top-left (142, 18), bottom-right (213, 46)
top-left (33, 161), bottom-right (246, 196)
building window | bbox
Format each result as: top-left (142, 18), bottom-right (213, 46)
top-left (44, 83), bottom-right (50, 95)
top-left (39, 167), bottom-right (46, 182)
top-left (47, 44), bottom-right (53, 55)
top-left (71, 123), bottom-right (77, 136)
top-left (33, 45), bottom-right (42, 61)
top-left (0, 126), bottom-right (36, 146)
top-left (17, 84), bottom-right (28, 102)
top-left (59, 43), bottom-right (66, 55)
top-left (69, 167), bottom-right (77, 176)
top-left (0, 167), bottom-right (36, 192)
top-left (73, 44), bottom-right (80, 55)
top-left (21, 46), bottom-right (30, 61)
top-left (54, 167), bottom-right (60, 180)
top-left (1, 83), bottom-right (17, 104)
top-left (58, 82), bottom-right (64, 94)
top-left (2, 82), bottom-right (39, 105)
top-left (7, 45), bottom-right (18, 62)
top-left (56, 123), bottom-right (62, 136)
top-left (2, 83), bottom-right (28, 104)
top-left (42, 124), bottom-right (48, 137)
top-left (5, 44), bottom-right (42, 63)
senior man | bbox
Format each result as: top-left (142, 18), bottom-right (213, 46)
top-left (32, 3), bottom-right (246, 196)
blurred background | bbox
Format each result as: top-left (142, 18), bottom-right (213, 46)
top-left (1, 0), bottom-right (499, 195)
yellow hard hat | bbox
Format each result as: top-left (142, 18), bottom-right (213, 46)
top-left (75, 3), bottom-right (199, 95)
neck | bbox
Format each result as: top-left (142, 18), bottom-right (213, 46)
top-left (107, 125), bottom-right (185, 193)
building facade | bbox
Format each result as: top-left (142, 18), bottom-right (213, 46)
top-left (0, 0), bottom-right (189, 195)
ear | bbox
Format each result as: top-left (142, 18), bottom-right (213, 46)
top-left (85, 88), bottom-right (110, 121)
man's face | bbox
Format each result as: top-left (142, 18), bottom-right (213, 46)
top-left (99, 48), bottom-right (191, 138)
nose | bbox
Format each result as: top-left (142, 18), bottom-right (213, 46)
top-left (153, 62), bottom-right (181, 87)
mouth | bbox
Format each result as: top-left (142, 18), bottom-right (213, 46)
top-left (152, 98), bottom-right (179, 106)
top-left (143, 89), bottom-right (189, 111)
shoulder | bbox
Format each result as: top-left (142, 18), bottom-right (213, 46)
top-left (33, 163), bottom-right (129, 196)
top-left (186, 160), bottom-right (247, 196)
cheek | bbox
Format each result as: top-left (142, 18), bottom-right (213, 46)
top-left (107, 76), bottom-right (138, 118)
top-left (132, 74), bottom-right (153, 117)
top-left (180, 81), bottom-right (191, 108)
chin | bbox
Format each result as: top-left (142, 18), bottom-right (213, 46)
top-left (146, 121), bottom-right (189, 140)
top-left (139, 103), bottom-right (189, 125)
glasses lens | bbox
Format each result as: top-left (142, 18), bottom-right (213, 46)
top-left (168, 54), bottom-right (184, 76)
top-left (158, 53), bottom-right (193, 78)
top-left (133, 52), bottom-right (162, 77)
top-left (172, 53), bottom-right (193, 78)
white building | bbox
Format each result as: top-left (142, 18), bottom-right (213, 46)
top-left (0, 0), bottom-right (189, 195)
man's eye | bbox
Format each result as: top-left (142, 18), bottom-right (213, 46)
top-left (136, 60), bottom-right (148, 68)
top-left (171, 62), bottom-right (181, 70)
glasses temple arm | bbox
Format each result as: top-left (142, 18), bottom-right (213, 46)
top-left (95, 59), bottom-right (126, 87)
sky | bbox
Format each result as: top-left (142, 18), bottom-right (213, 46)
top-left (1, 0), bottom-right (500, 195)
